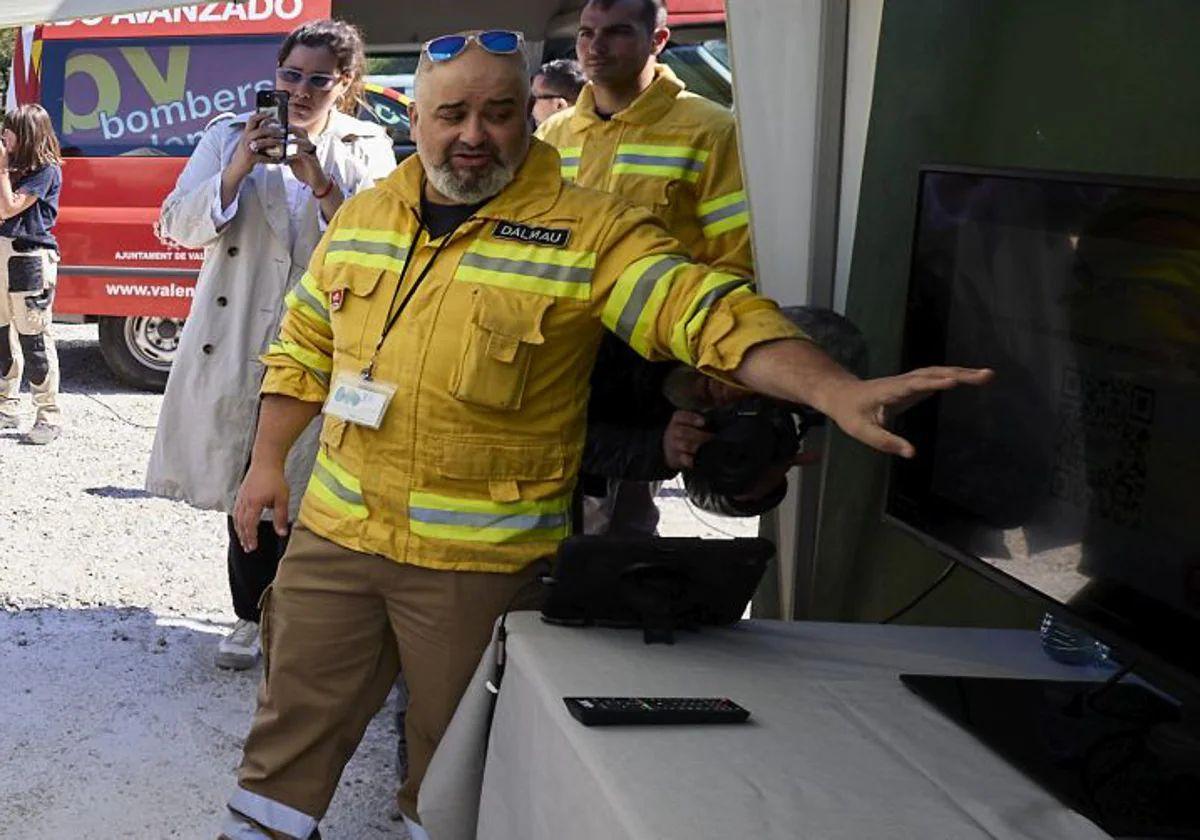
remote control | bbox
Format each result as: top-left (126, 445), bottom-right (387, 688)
top-left (564, 696), bottom-right (750, 726)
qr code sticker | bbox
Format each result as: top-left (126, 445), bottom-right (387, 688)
top-left (1050, 368), bottom-right (1153, 528)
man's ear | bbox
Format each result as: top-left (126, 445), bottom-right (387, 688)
top-left (651, 25), bottom-right (671, 57)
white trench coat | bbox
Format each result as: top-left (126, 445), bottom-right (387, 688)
top-left (146, 110), bottom-right (396, 519)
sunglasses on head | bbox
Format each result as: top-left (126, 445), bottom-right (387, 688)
top-left (424, 30), bottom-right (524, 63)
top-left (275, 66), bottom-right (342, 91)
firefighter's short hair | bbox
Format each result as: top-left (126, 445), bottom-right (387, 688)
top-left (586, 0), bottom-right (669, 36)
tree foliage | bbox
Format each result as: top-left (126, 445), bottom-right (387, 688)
top-left (0, 28), bottom-right (16, 105)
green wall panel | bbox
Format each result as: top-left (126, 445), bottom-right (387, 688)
top-left (813, 0), bottom-right (1200, 626)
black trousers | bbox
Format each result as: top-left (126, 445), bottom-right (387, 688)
top-left (226, 516), bottom-right (290, 622)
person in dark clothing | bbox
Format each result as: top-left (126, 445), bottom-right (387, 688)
top-left (580, 334), bottom-right (789, 533)
top-left (0, 103), bottom-right (64, 445)
top-left (578, 334), bottom-right (677, 533)
top-left (580, 307), bottom-right (869, 532)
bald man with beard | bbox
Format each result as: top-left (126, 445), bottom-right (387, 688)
top-left (217, 32), bottom-right (992, 840)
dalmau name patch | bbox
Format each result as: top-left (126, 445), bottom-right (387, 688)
top-left (492, 221), bottom-right (572, 248)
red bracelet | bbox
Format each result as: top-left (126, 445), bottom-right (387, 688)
top-left (312, 178), bottom-right (334, 200)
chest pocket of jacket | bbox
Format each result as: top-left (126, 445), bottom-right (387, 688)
top-left (617, 176), bottom-right (673, 215)
top-left (327, 266), bottom-right (385, 359)
top-left (618, 176), bottom-right (688, 236)
top-left (450, 286), bottom-right (552, 411)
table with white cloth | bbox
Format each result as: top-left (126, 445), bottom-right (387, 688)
top-left (419, 614), bottom-right (1115, 840)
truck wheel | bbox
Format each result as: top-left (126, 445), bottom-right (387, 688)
top-left (98, 315), bottom-right (181, 392)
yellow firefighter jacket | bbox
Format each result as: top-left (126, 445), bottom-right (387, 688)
top-left (261, 140), bottom-right (800, 573)
top-left (536, 64), bottom-right (751, 275)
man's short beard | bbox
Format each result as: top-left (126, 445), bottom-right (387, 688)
top-left (424, 157), bottom-right (517, 204)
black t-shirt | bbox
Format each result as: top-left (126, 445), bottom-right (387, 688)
top-left (420, 193), bottom-right (486, 239)
top-left (0, 164), bottom-right (62, 251)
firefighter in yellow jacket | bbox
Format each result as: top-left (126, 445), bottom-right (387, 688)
top-left (537, 0), bottom-right (751, 276)
top-left (538, 0), bottom-right (755, 535)
top-left (219, 32), bottom-right (991, 840)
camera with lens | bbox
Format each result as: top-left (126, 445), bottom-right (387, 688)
top-left (690, 398), bottom-right (822, 497)
top-left (667, 307), bottom-right (868, 498)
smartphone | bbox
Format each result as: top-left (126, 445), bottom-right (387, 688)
top-left (254, 89), bottom-right (289, 161)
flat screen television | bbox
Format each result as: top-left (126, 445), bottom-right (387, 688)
top-left (886, 166), bottom-right (1200, 837)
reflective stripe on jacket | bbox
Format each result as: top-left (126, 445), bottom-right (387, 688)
top-left (537, 65), bottom-right (752, 276)
top-left (260, 140), bottom-right (800, 573)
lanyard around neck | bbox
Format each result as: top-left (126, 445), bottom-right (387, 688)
top-left (361, 220), bottom-right (458, 381)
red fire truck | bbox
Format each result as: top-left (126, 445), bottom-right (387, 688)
top-left (9, 0), bottom-right (725, 389)
top-left (7, 0), bottom-right (413, 388)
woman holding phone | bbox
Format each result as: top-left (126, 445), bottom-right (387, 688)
top-left (0, 104), bottom-right (64, 445)
top-left (147, 18), bottom-right (396, 670)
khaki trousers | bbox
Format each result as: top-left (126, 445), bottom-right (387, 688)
top-left (0, 238), bottom-right (60, 427)
top-left (227, 526), bottom-right (546, 838)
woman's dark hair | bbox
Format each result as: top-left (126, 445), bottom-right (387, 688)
top-left (4, 104), bottom-right (63, 176)
top-left (277, 18), bottom-right (367, 116)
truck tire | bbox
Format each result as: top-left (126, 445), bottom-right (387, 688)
top-left (98, 315), bottom-right (181, 392)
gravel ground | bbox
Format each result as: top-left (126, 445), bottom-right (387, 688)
top-left (1, 325), bottom-right (226, 616)
top-left (0, 324), bottom-right (755, 839)
top-left (1, 325), bottom-right (401, 839)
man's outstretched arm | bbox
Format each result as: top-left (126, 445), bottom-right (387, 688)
top-left (733, 338), bottom-right (993, 458)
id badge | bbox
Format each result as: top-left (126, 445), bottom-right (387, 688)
top-left (324, 374), bottom-right (396, 429)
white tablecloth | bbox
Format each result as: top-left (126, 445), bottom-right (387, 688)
top-left (420, 615), bottom-right (1114, 840)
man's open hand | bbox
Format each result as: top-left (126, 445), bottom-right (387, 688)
top-left (823, 366), bottom-right (994, 458)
